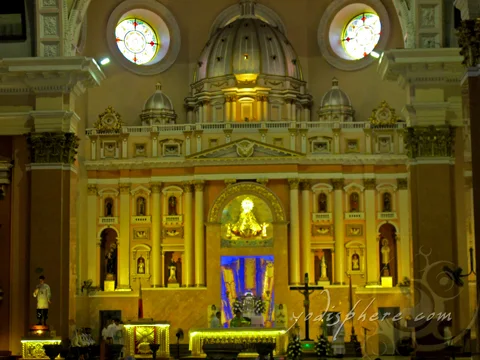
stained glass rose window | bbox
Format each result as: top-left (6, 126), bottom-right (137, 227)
top-left (115, 18), bottom-right (159, 65)
top-left (342, 13), bottom-right (381, 59)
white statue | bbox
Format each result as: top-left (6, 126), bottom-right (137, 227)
top-left (168, 261), bottom-right (177, 283)
top-left (261, 223), bottom-right (268, 238)
top-left (381, 239), bottom-right (390, 264)
top-left (320, 256), bottom-right (328, 279)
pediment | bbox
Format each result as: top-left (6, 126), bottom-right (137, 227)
top-left (187, 138), bottom-right (304, 160)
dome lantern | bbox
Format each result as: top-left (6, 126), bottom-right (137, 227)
top-left (317, 78), bottom-right (355, 122)
top-left (140, 82), bottom-right (177, 125)
top-left (240, 0), bottom-right (256, 18)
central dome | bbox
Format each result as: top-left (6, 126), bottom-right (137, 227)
top-left (195, 0), bottom-right (302, 82)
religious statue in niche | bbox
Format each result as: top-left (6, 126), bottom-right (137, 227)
top-left (137, 257), bottom-right (145, 274)
top-left (352, 253), bottom-right (360, 271)
top-left (318, 193), bottom-right (328, 212)
top-left (381, 238), bottom-right (391, 276)
top-left (105, 243), bottom-right (117, 277)
top-left (168, 196), bottom-right (177, 215)
top-left (137, 197), bottom-right (146, 216)
top-left (350, 192), bottom-right (359, 212)
top-left (382, 193), bottom-right (392, 212)
top-left (320, 256), bottom-right (328, 279)
top-left (229, 197), bottom-right (268, 238)
top-left (105, 198), bottom-right (113, 217)
top-left (168, 260), bottom-right (178, 283)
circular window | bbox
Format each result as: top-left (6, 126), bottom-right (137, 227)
top-left (342, 13), bottom-right (381, 59)
top-left (317, 0), bottom-right (390, 71)
top-left (106, 0), bottom-right (181, 76)
top-left (115, 18), bottom-right (159, 65)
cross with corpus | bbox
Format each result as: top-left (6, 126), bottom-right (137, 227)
top-left (290, 273), bottom-right (324, 341)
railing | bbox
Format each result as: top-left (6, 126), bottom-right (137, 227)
top-left (99, 216), bottom-right (118, 224)
top-left (131, 216), bottom-right (151, 224)
top-left (85, 121), bottom-right (406, 136)
top-left (345, 212), bottom-right (365, 220)
top-left (378, 212), bottom-right (397, 220)
top-left (312, 212), bottom-right (332, 222)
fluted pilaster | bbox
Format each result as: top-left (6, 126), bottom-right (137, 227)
top-left (194, 180), bottom-right (205, 286)
top-left (183, 182), bottom-right (194, 286)
top-left (332, 179), bottom-right (345, 285)
top-left (300, 180), bottom-right (312, 282)
top-left (288, 178), bottom-right (301, 284)
top-left (118, 183), bottom-right (131, 289)
top-left (151, 183), bottom-right (162, 287)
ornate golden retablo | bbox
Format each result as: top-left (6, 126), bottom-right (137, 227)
top-left (369, 101), bottom-right (399, 125)
top-left (229, 197), bottom-right (268, 238)
top-left (94, 106), bottom-right (123, 131)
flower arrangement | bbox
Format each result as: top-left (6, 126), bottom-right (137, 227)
top-left (254, 298), bottom-right (266, 315)
top-left (287, 334), bottom-right (302, 359)
top-left (315, 335), bottom-right (330, 358)
top-left (233, 298), bottom-right (243, 313)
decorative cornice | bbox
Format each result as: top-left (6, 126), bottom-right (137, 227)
top-left (364, 179), bottom-right (376, 190)
top-left (87, 184), bottom-right (97, 195)
top-left (377, 49), bottom-right (465, 89)
top-left (331, 179), bottom-right (345, 190)
top-left (397, 178), bottom-right (408, 190)
top-left (26, 132), bottom-right (79, 164)
top-left (0, 57), bottom-right (105, 96)
top-left (288, 178), bottom-right (300, 190)
top-left (405, 126), bottom-right (455, 158)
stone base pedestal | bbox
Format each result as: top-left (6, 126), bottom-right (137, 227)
top-left (168, 281), bottom-right (179, 288)
top-left (316, 280), bottom-right (330, 286)
top-left (381, 277), bottom-right (393, 288)
top-left (104, 280), bottom-right (115, 292)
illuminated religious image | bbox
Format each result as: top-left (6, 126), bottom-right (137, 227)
top-left (221, 195), bottom-right (273, 247)
top-left (342, 13), bottom-right (381, 59)
top-left (115, 18), bottom-right (159, 65)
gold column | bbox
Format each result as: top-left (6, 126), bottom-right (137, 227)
top-left (231, 96), bottom-right (237, 121)
top-left (286, 101), bottom-right (292, 121)
top-left (332, 179), bottom-right (345, 285)
top-left (118, 184), bottom-right (131, 289)
top-left (151, 183), bottom-right (162, 287)
top-left (397, 179), bottom-right (411, 281)
top-left (194, 180), bottom-right (205, 286)
top-left (288, 179), bottom-right (300, 284)
top-left (203, 101), bottom-right (209, 123)
top-left (303, 106), bottom-right (310, 122)
top-left (262, 96), bottom-right (269, 121)
top-left (291, 101), bottom-right (297, 121)
top-left (183, 182), bottom-right (194, 286)
top-left (87, 185), bottom-right (98, 286)
top-left (96, 241), bottom-right (101, 286)
top-left (256, 96), bottom-right (262, 121)
top-left (225, 97), bottom-right (231, 122)
top-left (364, 179), bottom-right (378, 284)
top-left (198, 103), bottom-right (203, 123)
top-left (300, 181), bottom-right (312, 281)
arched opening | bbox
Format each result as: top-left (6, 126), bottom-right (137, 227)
top-left (136, 196), bottom-right (146, 216)
top-left (100, 228), bottom-right (118, 289)
top-left (104, 198), bottom-right (114, 217)
top-left (168, 195), bottom-right (177, 215)
top-left (379, 223), bottom-right (397, 285)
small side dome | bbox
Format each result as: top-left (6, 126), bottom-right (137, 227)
top-left (140, 83), bottom-right (177, 125)
top-left (317, 78), bottom-right (355, 122)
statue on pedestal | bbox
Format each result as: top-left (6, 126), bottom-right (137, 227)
top-left (137, 257), bottom-right (145, 274)
top-left (320, 256), bottom-right (328, 279)
top-left (168, 260), bottom-right (178, 283)
top-left (168, 196), bottom-right (177, 215)
top-left (352, 253), bottom-right (360, 271)
top-left (105, 243), bottom-right (117, 277)
top-left (381, 238), bottom-right (391, 276)
top-left (33, 275), bottom-right (51, 326)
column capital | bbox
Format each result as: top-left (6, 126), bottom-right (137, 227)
top-left (183, 181), bottom-right (193, 193)
top-left (397, 178), bottom-right (408, 190)
top-left (300, 180), bottom-right (311, 191)
top-left (119, 184), bottom-right (131, 194)
top-left (26, 132), bottom-right (79, 164)
top-left (225, 179), bottom-right (236, 187)
top-left (405, 126), bottom-right (455, 158)
top-left (87, 184), bottom-right (97, 195)
top-left (150, 182), bottom-right (162, 193)
top-left (364, 179), bottom-right (376, 190)
top-left (331, 179), bottom-right (345, 190)
top-left (288, 178), bottom-right (300, 190)
top-left (457, 19), bottom-right (480, 66)
top-left (194, 180), bottom-right (205, 192)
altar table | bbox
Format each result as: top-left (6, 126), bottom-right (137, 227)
top-left (123, 321), bottom-right (170, 358)
top-left (189, 328), bottom-right (288, 356)
top-left (21, 337), bottom-right (61, 359)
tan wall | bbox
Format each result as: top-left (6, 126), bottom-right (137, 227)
top-left (83, 0), bottom-right (405, 127)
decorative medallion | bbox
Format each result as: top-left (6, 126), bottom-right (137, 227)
top-left (369, 101), bottom-right (399, 125)
top-left (94, 106), bottom-right (123, 132)
top-left (235, 140), bottom-right (255, 158)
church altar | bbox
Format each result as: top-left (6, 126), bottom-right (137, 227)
top-left (21, 337), bottom-right (62, 359)
top-left (123, 321), bottom-right (170, 358)
top-left (189, 328), bottom-right (288, 356)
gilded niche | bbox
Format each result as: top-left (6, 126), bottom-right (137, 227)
top-left (221, 194), bottom-right (273, 248)
top-left (26, 132), bottom-right (79, 164)
top-left (405, 126), bottom-right (455, 158)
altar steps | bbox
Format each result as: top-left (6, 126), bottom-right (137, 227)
top-left (169, 344), bottom-right (191, 358)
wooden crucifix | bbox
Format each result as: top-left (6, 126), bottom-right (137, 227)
top-left (290, 273), bottom-right (324, 341)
